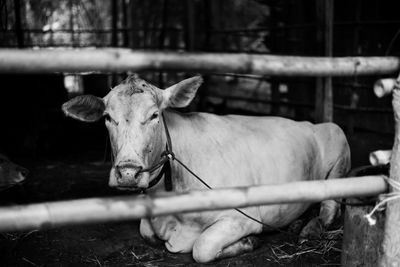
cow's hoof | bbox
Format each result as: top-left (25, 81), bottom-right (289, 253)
top-left (142, 235), bottom-right (163, 247)
top-left (287, 219), bottom-right (304, 235)
top-left (298, 217), bottom-right (323, 244)
top-left (214, 236), bottom-right (261, 261)
top-left (242, 236), bottom-right (261, 249)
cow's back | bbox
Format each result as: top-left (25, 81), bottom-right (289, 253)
top-left (169, 113), bottom-right (327, 190)
top-left (167, 112), bottom-right (338, 227)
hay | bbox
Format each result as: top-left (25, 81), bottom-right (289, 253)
top-left (269, 227), bottom-right (343, 264)
top-left (0, 230), bottom-right (38, 242)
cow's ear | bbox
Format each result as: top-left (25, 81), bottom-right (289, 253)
top-left (162, 76), bottom-right (203, 108)
top-left (62, 95), bottom-right (105, 122)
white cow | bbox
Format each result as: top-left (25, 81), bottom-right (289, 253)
top-left (62, 75), bottom-right (350, 263)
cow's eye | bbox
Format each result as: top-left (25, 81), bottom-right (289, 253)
top-left (104, 113), bottom-right (118, 125)
top-left (104, 113), bottom-right (111, 122)
top-left (150, 112), bottom-right (159, 120)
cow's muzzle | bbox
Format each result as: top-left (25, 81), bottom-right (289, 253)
top-left (115, 161), bottom-right (143, 187)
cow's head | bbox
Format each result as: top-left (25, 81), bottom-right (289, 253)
top-left (62, 74), bottom-right (202, 190)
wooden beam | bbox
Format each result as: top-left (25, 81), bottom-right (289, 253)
top-left (0, 49), bottom-right (398, 75)
top-left (0, 176), bottom-right (387, 232)
top-left (380, 74), bottom-right (400, 266)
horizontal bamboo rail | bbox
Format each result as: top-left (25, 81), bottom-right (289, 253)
top-left (0, 49), bottom-right (399, 76)
top-left (0, 175), bottom-right (387, 232)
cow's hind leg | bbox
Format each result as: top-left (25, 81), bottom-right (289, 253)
top-left (319, 154), bottom-right (350, 226)
top-left (192, 217), bottom-right (261, 263)
top-left (300, 154), bottom-right (350, 241)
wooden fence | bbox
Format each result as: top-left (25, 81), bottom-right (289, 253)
top-left (0, 48), bottom-right (400, 266)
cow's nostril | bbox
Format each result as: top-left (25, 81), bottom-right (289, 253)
top-left (115, 168), bottom-right (121, 180)
top-left (18, 168), bottom-right (29, 177)
top-left (116, 163), bottom-right (142, 180)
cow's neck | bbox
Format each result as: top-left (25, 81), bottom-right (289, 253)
top-left (163, 110), bottom-right (205, 191)
top-left (163, 110), bottom-right (191, 160)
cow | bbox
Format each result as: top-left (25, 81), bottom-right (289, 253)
top-left (62, 74), bottom-right (350, 263)
top-left (0, 153), bottom-right (28, 191)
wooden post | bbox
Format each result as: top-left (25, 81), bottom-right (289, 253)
top-left (111, 0), bottom-right (118, 47)
top-left (122, 0), bottom-right (129, 47)
top-left (69, 0), bottom-right (75, 46)
top-left (342, 199), bottom-right (385, 266)
top-left (158, 0), bottom-right (168, 88)
top-left (184, 0), bottom-right (195, 51)
top-left (200, 0), bottom-right (213, 113)
top-left (203, 0), bottom-right (212, 50)
top-left (128, 0), bottom-right (135, 48)
top-left (379, 75), bottom-right (400, 265)
top-left (13, 0), bottom-right (24, 48)
top-left (346, 91), bottom-right (359, 135)
top-left (341, 165), bottom-right (388, 266)
top-left (184, 0), bottom-right (203, 111)
top-left (110, 0), bottom-right (118, 87)
top-left (315, 0), bottom-right (334, 122)
top-left (346, 0), bottom-right (361, 135)
top-left (269, 4), bottom-right (280, 115)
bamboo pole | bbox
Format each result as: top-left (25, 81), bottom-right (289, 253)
top-left (0, 49), bottom-right (398, 76)
top-left (0, 176), bottom-right (387, 232)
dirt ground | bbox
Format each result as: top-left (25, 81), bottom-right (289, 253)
top-left (0, 131), bottom-right (391, 267)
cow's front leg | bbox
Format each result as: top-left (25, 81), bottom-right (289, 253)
top-left (139, 218), bottom-right (162, 245)
top-left (192, 217), bottom-right (261, 263)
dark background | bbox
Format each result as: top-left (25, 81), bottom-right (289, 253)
top-left (0, 0), bottom-right (399, 166)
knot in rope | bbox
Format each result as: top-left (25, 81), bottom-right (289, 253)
top-left (365, 176), bottom-right (400, 225)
